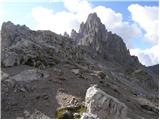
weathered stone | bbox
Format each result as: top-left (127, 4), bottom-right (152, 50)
top-left (64, 32), bottom-right (69, 38)
top-left (1, 14), bottom-right (158, 119)
top-left (70, 13), bottom-right (141, 67)
top-left (71, 69), bottom-right (80, 75)
top-left (85, 85), bottom-right (128, 119)
top-left (95, 70), bottom-right (106, 79)
top-left (81, 112), bottom-right (98, 119)
top-left (1, 71), bottom-right (9, 81)
top-left (1, 21), bottom-right (85, 68)
top-left (73, 112), bottom-right (81, 118)
top-left (24, 110), bottom-right (30, 118)
top-left (11, 69), bottom-right (49, 82)
top-left (2, 52), bottom-right (21, 67)
top-left (29, 110), bottom-right (50, 119)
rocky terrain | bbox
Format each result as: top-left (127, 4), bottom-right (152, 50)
top-left (1, 13), bottom-right (159, 119)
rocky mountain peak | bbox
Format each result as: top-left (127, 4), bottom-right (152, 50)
top-left (78, 13), bottom-right (106, 35)
top-left (71, 13), bottom-right (140, 67)
top-left (87, 13), bottom-right (99, 21)
top-left (85, 12), bottom-right (102, 28)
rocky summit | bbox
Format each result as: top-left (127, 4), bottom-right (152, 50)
top-left (1, 13), bottom-right (159, 119)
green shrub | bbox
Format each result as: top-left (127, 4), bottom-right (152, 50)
top-left (55, 105), bottom-right (86, 119)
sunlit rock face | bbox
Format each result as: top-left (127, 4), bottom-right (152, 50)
top-left (71, 13), bottom-right (141, 67)
top-left (85, 85), bottom-right (128, 119)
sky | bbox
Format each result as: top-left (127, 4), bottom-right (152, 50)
top-left (0, 0), bottom-right (159, 66)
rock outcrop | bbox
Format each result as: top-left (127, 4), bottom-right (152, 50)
top-left (1, 22), bottom-right (84, 68)
top-left (147, 64), bottom-right (159, 76)
top-left (81, 112), bottom-right (98, 119)
top-left (71, 13), bottom-right (140, 68)
top-left (84, 85), bottom-right (128, 119)
top-left (1, 13), bottom-right (159, 119)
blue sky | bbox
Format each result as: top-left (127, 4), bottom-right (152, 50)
top-left (0, 0), bottom-right (159, 66)
top-left (1, 1), bottom-right (158, 27)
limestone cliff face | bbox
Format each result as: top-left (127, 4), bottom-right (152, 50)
top-left (71, 13), bottom-right (140, 67)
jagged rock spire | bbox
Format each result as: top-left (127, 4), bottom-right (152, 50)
top-left (71, 13), bottom-right (140, 67)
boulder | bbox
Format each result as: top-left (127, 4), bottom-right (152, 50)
top-left (2, 52), bottom-right (21, 67)
top-left (1, 71), bottom-right (9, 81)
top-left (85, 85), bottom-right (128, 119)
top-left (73, 112), bottom-right (81, 118)
top-left (95, 70), bottom-right (106, 79)
top-left (81, 112), bottom-right (98, 119)
top-left (71, 69), bottom-right (80, 75)
top-left (11, 69), bottom-right (49, 82)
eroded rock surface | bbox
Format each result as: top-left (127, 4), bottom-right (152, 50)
top-left (85, 85), bottom-right (128, 119)
top-left (1, 13), bottom-right (159, 119)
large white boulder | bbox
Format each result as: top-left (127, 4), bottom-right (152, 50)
top-left (85, 85), bottom-right (128, 119)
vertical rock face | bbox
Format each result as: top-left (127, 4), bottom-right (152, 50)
top-left (71, 13), bottom-right (140, 67)
top-left (85, 85), bottom-right (128, 119)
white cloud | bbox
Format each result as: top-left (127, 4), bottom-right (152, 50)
top-left (32, 0), bottom-right (93, 34)
top-left (31, 0), bottom-right (158, 66)
top-left (130, 45), bottom-right (159, 66)
top-left (32, 7), bottom-right (79, 34)
top-left (32, 0), bottom-right (141, 48)
top-left (92, 6), bottom-right (142, 48)
top-left (64, 0), bottom-right (92, 14)
top-left (128, 4), bottom-right (158, 45)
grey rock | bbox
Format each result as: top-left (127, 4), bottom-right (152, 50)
top-left (1, 21), bottom-right (30, 49)
top-left (70, 13), bottom-right (141, 68)
top-left (29, 110), bottom-right (50, 119)
top-left (11, 69), bottom-right (49, 82)
top-left (81, 112), bottom-right (98, 119)
top-left (1, 71), bottom-right (9, 81)
top-left (147, 64), bottom-right (159, 76)
top-left (71, 69), bottom-right (80, 75)
top-left (2, 51), bottom-right (21, 67)
top-left (1, 21), bottom-right (85, 68)
top-left (1, 14), bottom-right (158, 119)
top-left (3, 78), bottom-right (16, 89)
top-left (24, 110), bottom-right (30, 118)
top-left (64, 32), bottom-right (69, 38)
top-left (73, 112), bottom-right (81, 118)
top-left (85, 85), bottom-right (128, 119)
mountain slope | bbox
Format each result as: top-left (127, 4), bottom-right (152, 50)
top-left (1, 13), bottom-right (159, 119)
top-left (148, 64), bottom-right (159, 76)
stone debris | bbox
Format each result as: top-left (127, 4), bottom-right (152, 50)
top-left (1, 13), bottom-right (158, 119)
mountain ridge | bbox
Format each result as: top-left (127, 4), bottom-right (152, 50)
top-left (1, 13), bottom-right (159, 119)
